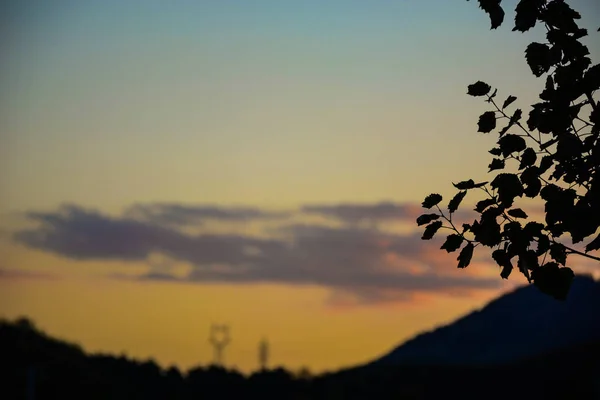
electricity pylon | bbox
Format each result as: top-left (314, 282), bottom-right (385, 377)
top-left (209, 324), bottom-right (231, 366)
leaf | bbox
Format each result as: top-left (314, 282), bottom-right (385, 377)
top-left (550, 243), bottom-right (567, 266)
top-left (473, 0), bottom-right (505, 29)
top-left (546, 222), bottom-right (567, 238)
top-left (500, 264), bottom-right (513, 279)
top-left (478, 111), bottom-right (497, 133)
top-left (556, 134), bottom-right (584, 161)
top-left (539, 75), bottom-right (555, 101)
top-left (490, 173), bottom-right (524, 207)
top-left (492, 249), bottom-right (513, 279)
top-left (467, 81), bottom-right (491, 96)
top-left (509, 109), bottom-right (522, 124)
top-left (522, 250), bottom-right (540, 272)
top-left (540, 185), bottom-right (577, 229)
top-left (489, 147), bottom-right (502, 156)
top-left (519, 147), bottom-right (537, 170)
top-left (453, 179), bottom-right (487, 190)
top-left (524, 221), bottom-right (544, 237)
top-left (422, 193), bottom-right (443, 209)
top-left (422, 221), bottom-right (443, 240)
top-left (453, 179), bottom-right (475, 190)
top-left (513, 0), bottom-right (543, 32)
top-left (518, 251), bottom-right (538, 280)
top-left (585, 234), bottom-right (600, 252)
top-left (502, 95), bottom-right (517, 109)
top-left (525, 42), bottom-right (552, 77)
top-left (498, 134), bottom-right (527, 157)
top-left (441, 234), bottom-right (464, 253)
top-left (507, 208), bottom-right (528, 219)
top-left (471, 211), bottom-right (502, 247)
top-left (572, 28), bottom-right (588, 41)
top-left (538, 155), bottom-right (554, 174)
top-left (416, 213), bottom-right (439, 226)
top-left (491, 248), bottom-right (508, 266)
top-left (536, 235), bottom-right (551, 256)
top-left (518, 250), bottom-right (539, 272)
top-left (583, 63), bottom-right (600, 92)
top-left (482, 206), bottom-right (504, 220)
top-left (589, 107), bottom-right (599, 128)
top-left (522, 168), bottom-right (541, 198)
top-left (569, 102), bottom-right (584, 121)
top-left (488, 158), bottom-right (505, 172)
top-left (504, 222), bottom-right (529, 257)
top-left (475, 198), bottom-right (496, 213)
top-left (548, 42), bottom-right (566, 65)
top-left (527, 104), bottom-right (543, 131)
top-left (569, 201), bottom-right (597, 244)
top-left (448, 191), bottom-right (467, 213)
top-left (531, 263), bottom-right (574, 301)
top-left (542, 0), bottom-right (581, 32)
top-left (457, 243), bottom-right (474, 269)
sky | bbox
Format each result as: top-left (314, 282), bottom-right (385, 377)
top-left (1, 0), bottom-right (599, 374)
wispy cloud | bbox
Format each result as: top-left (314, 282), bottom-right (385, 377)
top-left (124, 203), bottom-right (290, 227)
top-left (301, 202), bottom-right (423, 224)
top-left (0, 267), bottom-right (59, 281)
top-left (12, 202), bottom-right (505, 304)
top-left (301, 201), bottom-right (479, 227)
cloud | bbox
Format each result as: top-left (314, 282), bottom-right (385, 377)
top-left (14, 204), bottom-right (284, 266)
top-left (0, 268), bottom-right (59, 281)
top-left (301, 202), bottom-right (422, 224)
top-left (13, 203), bottom-right (503, 304)
top-left (301, 201), bottom-right (477, 226)
top-left (124, 203), bottom-right (290, 227)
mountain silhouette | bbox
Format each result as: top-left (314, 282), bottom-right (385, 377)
top-left (370, 274), bottom-right (600, 367)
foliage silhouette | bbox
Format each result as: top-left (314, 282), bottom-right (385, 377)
top-left (2, 315), bottom-right (599, 399)
top-left (0, 317), bottom-right (314, 399)
top-left (419, 0), bottom-right (599, 300)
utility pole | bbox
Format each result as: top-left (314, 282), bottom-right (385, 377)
top-left (209, 324), bottom-right (231, 366)
top-left (258, 337), bottom-right (269, 371)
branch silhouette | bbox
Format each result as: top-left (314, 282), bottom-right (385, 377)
top-left (419, 0), bottom-right (600, 300)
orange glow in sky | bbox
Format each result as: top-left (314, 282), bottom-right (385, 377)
top-left (1, 0), bottom-right (598, 374)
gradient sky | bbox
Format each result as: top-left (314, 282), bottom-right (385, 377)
top-left (1, 0), bottom-right (599, 374)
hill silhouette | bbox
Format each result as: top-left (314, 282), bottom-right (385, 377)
top-left (370, 274), bottom-right (600, 367)
top-left (0, 317), bottom-right (311, 399)
top-left (2, 277), bottom-right (600, 399)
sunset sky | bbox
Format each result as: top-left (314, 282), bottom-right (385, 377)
top-left (1, 0), bottom-right (599, 374)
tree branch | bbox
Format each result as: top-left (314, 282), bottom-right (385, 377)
top-left (563, 245), bottom-right (600, 262)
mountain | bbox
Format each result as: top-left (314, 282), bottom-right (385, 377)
top-left (370, 274), bottom-right (600, 367)
top-left (320, 339), bottom-right (600, 400)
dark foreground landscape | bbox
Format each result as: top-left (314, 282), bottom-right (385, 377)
top-left (3, 275), bottom-right (600, 399)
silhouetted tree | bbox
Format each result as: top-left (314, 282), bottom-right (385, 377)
top-left (295, 366), bottom-right (313, 381)
top-left (418, 0), bottom-right (599, 300)
top-left (2, 316), bottom-right (600, 399)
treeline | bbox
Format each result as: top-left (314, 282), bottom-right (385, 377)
top-left (1, 317), bottom-right (313, 399)
top-left (2, 317), bottom-right (599, 399)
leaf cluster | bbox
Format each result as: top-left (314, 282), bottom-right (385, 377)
top-left (420, 0), bottom-right (599, 300)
